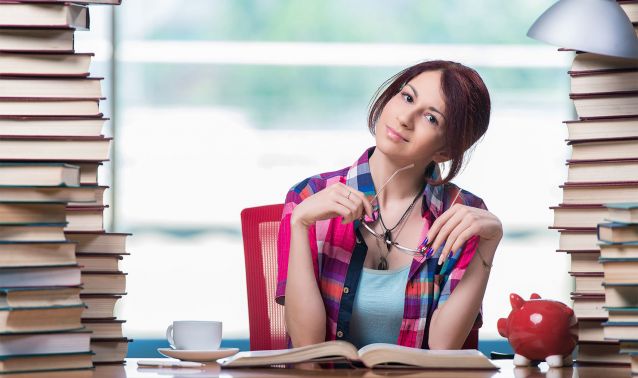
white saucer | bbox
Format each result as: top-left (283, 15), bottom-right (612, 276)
top-left (157, 347), bottom-right (239, 362)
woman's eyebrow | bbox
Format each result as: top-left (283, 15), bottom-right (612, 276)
top-left (406, 83), bottom-right (447, 122)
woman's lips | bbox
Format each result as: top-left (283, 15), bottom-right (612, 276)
top-left (385, 125), bottom-right (408, 142)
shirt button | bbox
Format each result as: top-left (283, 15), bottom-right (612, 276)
top-left (343, 287), bottom-right (349, 294)
top-left (336, 330), bottom-right (344, 338)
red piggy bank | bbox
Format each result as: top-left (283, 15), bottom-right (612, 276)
top-left (497, 293), bottom-right (577, 368)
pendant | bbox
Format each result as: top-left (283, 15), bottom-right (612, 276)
top-left (384, 230), bottom-right (392, 246)
top-left (377, 256), bottom-right (388, 270)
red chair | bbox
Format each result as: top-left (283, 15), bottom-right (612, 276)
top-left (240, 204), bottom-right (287, 351)
top-left (240, 204), bottom-right (479, 351)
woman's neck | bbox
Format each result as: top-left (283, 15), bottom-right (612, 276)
top-left (368, 148), bottom-right (431, 206)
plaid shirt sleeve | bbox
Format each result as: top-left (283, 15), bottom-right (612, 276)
top-left (435, 196), bottom-right (489, 329)
top-left (275, 178), bottom-right (321, 305)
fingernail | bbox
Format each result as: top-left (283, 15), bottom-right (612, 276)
top-left (425, 247), bottom-right (434, 258)
top-left (438, 257), bottom-right (443, 266)
top-left (424, 237), bottom-right (429, 245)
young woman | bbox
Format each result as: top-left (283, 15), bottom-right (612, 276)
top-left (275, 60), bottom-right (503, 350)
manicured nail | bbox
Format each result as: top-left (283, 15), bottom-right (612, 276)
top-left (426, 247), bottom-right (434, 258)
top-left (424, 237), bottom-right (429, 245)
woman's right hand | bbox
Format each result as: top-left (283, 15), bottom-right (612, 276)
top-left (290, 183), bottom-right (373, 228)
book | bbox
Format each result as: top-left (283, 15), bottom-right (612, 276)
top-left (0, 136), bottom-right (111, 161)
top-left (0, 52), bottom-right (92, 77)
top-left (570, 52), bottom-right (638, 74)
top-left (65, 232), bottom-right (129, 254)
top-left (571, 272), bottom-right (604, 294)
top-left (0, 28), bottom-right (74, 52)
top-left (569, 137), bottom-right (638, 160)
top-left (65, 205), bottom-right (106, 231)
top-left (564, 117), bottom-right (638, 141)
top-left (218, 341), bottom-right (498, 369)
top-left (75, 161), bottom-right (101, 185)
top-left (68, 186), bottom-right (106, 206)
top-left (0, 241), bottom-right (76, 267)
top-left (0, 304), bottom-right (84, 333)
top-left (606, 308), bottom-right (638, 322)
top-left (0, 77), bottom-right (102, 99)
top-left (0, 98), bottom-right (100, 116)
top-left (578, 318), bottom-right (606, 342)
top-left (80, 294), bottom-right (121, 318)
top-left (82, 319), bottom-right (124, 338)
top-left (570, 71), bottom-right (638, 94)
top-left (558, 229), bottom-right (599, 251)
top-left (572, 292), bottom-right (607, 318)
top-left (606, 202), bottom-right (638, 223)
top-left (570, 91), bottom-right (638, 118)
top-left (566, 158), bottom-right (638, 183)
top-left (91, 338), bottom-right (130, 364)
top-left (80, 272), bottom-right (126, 294)
top-left (0, 163), bottom-right (79, 186)
top-left (0, 330), bottom-right (91, 356)
top-left (551, 204), bottom-right (607, 228)
top-left (605, 283), bottom-right (638, 307)
top-left (0, 265), bottom-right (81, 287)
top-left (600, 241), bottom-right (638, 258)
top-left (0, 352), bottom-right (93, 374)
top-left (603, 321), bottom-right (638, 340)
top-left (620, 340), bottom-right (638, 354)
top-left (0, 3), bottom-right (88, 29)
top-left (572, 272), bottom-right (604, 290)
top-left (0, 223), bottom-right (66, 242)
top-left (600, 258), bottom-right (638, 284)
top-left (598, 222), bottom-right (638, 243)
top-left (560, 181), bottom-right (638, 205)
top-left (620, 0), bottom-right (638, 22)
top-left (569, 251), bottom-right (603, 273)
top-left (0, 202), bottom-right (66, 224)
top-left (0, 287), bottom-right (82, 308)
top-left (0, 116), bottom-right (105, 137)
top-left (0, 185), bottom-right (104, 204)
top-left (76, 253), bottom-right (123, 272)
top-left (576, 341), bottom-right (630, 365)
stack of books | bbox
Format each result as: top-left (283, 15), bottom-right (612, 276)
top-left (0, 0), bottom-right (128, 370)
top-left (550, 1), bottom-right (638, 366)
top-left (598, 204), bottom-right (638, 374)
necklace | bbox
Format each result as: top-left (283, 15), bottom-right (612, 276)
top-left (361, 187), bottom-right (463, 264)
top-left (369, 185), bottom-right (424, 270)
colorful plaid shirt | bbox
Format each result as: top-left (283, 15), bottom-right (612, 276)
top-left (276, 147), bottom-right (487, 349)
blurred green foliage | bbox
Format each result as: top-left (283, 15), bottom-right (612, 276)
top-left (118, 0), bottom-right (568, 129)
top-left (121, 0), bottom-right (554, 44)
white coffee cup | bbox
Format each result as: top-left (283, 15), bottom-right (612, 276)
top-left (166, 320), bottom-right (222, 350)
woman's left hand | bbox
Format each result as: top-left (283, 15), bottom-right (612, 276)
top-left (424, 204), bottom-right (503, 265)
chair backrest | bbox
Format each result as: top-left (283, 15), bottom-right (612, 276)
top-left (240, 204), bottom-right (287, 351)
top-left (240, 203), bottom-right (479, 350)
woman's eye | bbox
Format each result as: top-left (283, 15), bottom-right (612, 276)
top-left (425, 114), bottom-right (438, 125)
top-left (401, 92), bottom-right (413, 103)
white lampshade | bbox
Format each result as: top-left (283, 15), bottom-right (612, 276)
top-left (527, 0), bottom-right (638, 59)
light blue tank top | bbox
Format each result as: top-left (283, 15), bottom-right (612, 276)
top-left (348, 264), bottom-right (410, 349)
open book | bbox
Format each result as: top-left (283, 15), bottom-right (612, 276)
top-left (218, 341), bottom-right (499, 370)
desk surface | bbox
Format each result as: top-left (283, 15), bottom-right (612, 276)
top-left (93, 358), bottom-right (631, 378)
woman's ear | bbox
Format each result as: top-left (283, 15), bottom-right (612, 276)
top-left (432, 149), bottom-right (451, 163)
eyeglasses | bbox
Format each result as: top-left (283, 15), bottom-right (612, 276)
top-left (359, 162), bottom-right (461, 257)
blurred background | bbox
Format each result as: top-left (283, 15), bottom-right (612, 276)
top-left (77, 0), bottom-right (575, 356)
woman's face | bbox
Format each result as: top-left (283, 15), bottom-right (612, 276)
top-left (375, 70), bottom-right (449, 164)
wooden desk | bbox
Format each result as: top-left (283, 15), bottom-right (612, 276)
top-left (94, 359), bottom-right (631, 378)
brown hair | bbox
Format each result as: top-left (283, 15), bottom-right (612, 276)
top-left (367, 60), bottom-right (491, 186)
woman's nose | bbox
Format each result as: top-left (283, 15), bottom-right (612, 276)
top-left (396, 112), bottom-right (414, 129)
